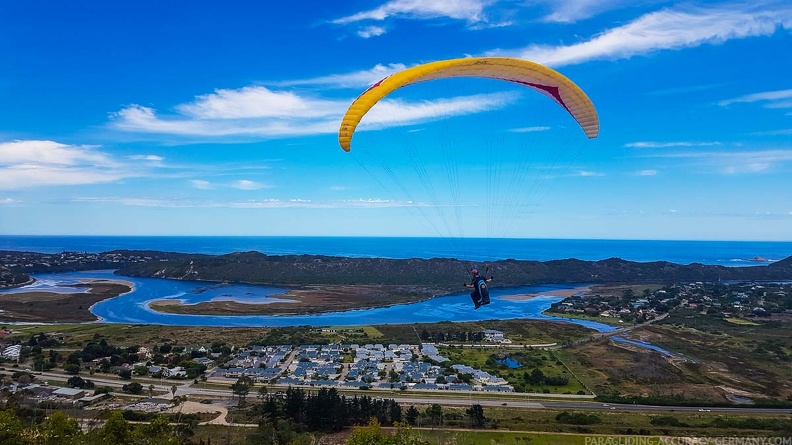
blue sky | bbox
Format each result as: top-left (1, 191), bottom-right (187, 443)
top-left (1, 0), bottom-right (791, 241)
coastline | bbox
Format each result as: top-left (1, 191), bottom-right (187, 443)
top-left (85, 278), bottom-right (136, 322)
top-left (500, 285), bottom-right (590, 301)
top-left (0, 277), bottom-right (37, 290)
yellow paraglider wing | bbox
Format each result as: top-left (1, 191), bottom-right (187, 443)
top-left (338, 57), bottom-right (599, 151)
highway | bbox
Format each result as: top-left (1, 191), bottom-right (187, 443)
top-left (25, 370), bottom-right (792, 416)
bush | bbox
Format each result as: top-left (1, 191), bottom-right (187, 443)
top-left (122, 382), bottom-right (143, 394)
top-left (555, 411), bottom-right (601, 425)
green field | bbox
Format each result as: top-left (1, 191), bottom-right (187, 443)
top-left (438, 346), bottom-right (589, 394)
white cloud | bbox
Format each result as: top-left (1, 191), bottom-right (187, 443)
top-left (358, 25), bottom-right (387, 38)
top-left (0, 140), bottom-right (111, 166)
top-left (111, 103), bottom-right (340, 137)
top-left (177, 86), bottom-right (347, 119)
top-left (509, 126), bottom-right (551, 133)
top-left (1, 197), bottom-right (17, 205)
top-left (0, 164), bottom-right (128, 190)
top-left (534, 0), bottom-right (637, 23)
top-left (625, 141), bottom-right (721, 148)
top-left (646, 149), bottom-right (792, 174)
top-left (576, 170), bottom-right (605, 177)
top-left (636, 169), bottom-right (658, 176)
top-left (129, 154), bottom-right (164, 161)
top-left (750, 128), bottom-right (792, 136)
top-left (719, 88), bottom-right (792, 106)
top-left (487, 4), bottom-right (792, 67)
top-left (191, 180), bottom-right (213, 190)
top-left (270, 63), bottom-right (407, 88)
top-left (334, 0), bottom-right (490, 25)
top-left (763, 100), bottom-right (792, 109)
top-left (360, 92), bottom-right (516, 128)
top-left (0, 140), bottom-right (132, 190)
top-left (233, 180), bottom-right (266, 190)
top-left (75, 196), bottom-right (431, 209)
top-left (111, 88), bottom-right (513, 139)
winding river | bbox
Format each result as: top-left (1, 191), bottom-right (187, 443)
top-left (1, 270), bottom-right (617, 332)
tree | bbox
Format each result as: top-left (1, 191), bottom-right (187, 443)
top-left (465, 404), bottom-right (485, 428)
top-left (122, 382), bottom-right (144, 394)
top-left (0, 410), bottom-right (26, 445)
top-left (67, 376), bottom-right (85, 388)
top-left (405, 406), bottom-right (419, 426)
top-left (424, 404), bottom-right (443, 426)
top-left (257, 385), bottom-right (268, 400)
top-left (230, 376), bottom-right (253, 405)
top-left (148, 384), bottom-right (155, 398)
top-left (95, 411), bottom-right (133, 445)
top-left (118, 369), bottom-right (132, 379)
top-left (39, 411), bottom-right (82, 445)
top-left (347, 419), bottom-right (429, 445)
top-left (63, 364), bottom-right (80, 375)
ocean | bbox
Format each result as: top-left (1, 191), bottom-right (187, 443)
top-left (1, 235), bottom-right (790, 266)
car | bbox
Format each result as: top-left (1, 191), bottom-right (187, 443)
top-left (199, 399), bottom-right (213, 404)
top-left (609, 407), bottom-right (616, 410)
top-left (501, 403), bottom-right (508, 406)
top-left (603, 404), bottom-right (610, 407)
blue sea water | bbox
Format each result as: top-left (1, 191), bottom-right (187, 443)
top-left (1, 235), bottom-right (790, 265)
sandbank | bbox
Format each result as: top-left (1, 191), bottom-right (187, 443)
top-left (500, 285), bottom-right (590, 301)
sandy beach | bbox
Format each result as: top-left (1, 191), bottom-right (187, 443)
top-left (500, 285), bottom-right (590, 301)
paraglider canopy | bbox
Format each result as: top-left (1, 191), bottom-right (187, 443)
top-left (339, 57), bottom-right (599, 152)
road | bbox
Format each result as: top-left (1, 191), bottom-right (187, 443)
top-left (26, 370), bottom-right (792, 415)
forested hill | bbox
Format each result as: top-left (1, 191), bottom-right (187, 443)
top-left (112, 250), bottom-right (792, 290)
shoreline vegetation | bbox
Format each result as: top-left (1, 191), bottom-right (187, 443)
top-left (147, 284), bottom-right (443, 316)
top-left (0, 279), bottom-right (132, 323)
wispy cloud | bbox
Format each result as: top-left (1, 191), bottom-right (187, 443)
top-left (333, 0), bottom-right (490, 25)
top-left (0, 140), bottom-right (135, 190)
top-left (575, 170), bottom-right (605, 177)
top-left (509, 126), bottom-right (551, 133)
top-left (232, 179), bottom-right (267, 190)
top-left (75, 196), bottom-right (433, 209)
top-left (636, 169), bottom-right (658, 176)
top-left (1, 197), bottom-right (17, 205)
top-left (129, 154), bottom-right (164, 161)
top-left (358, 25), bottom-right (387, 38)
top-left (330, 185), bottom-right (350, 191)
top-left (533, 0), bottom-right (637, 23)
top-left (190, 179), bottom-right (213, 190)
top-left (645, 149), bottom-right (792, 174)
top-left (645, 83), bottom-right (727, 96)
top-left (625, 141), bottom-right (721, 148)
top-left (269, 64), bottom-right (407, 88)
top-left (487, 4), bottom-right (792, 66)
top-left (719, 88), bottom-right (792, 107)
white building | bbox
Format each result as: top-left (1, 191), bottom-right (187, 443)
top-left (2, 344), bottom-right (21, 360)
top-left (483, 330), bottom-right (504, 342)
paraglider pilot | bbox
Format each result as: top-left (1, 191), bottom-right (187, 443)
top-left (465, 269), bottom-right (493, 310)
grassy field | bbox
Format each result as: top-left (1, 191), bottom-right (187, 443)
top-left (3, 318), bottom-right (593, 349)
top-left (438, 346), bottom-right (589, 394)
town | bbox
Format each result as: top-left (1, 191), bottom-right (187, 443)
top-left (547, 281), bottom-right (792, 323)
